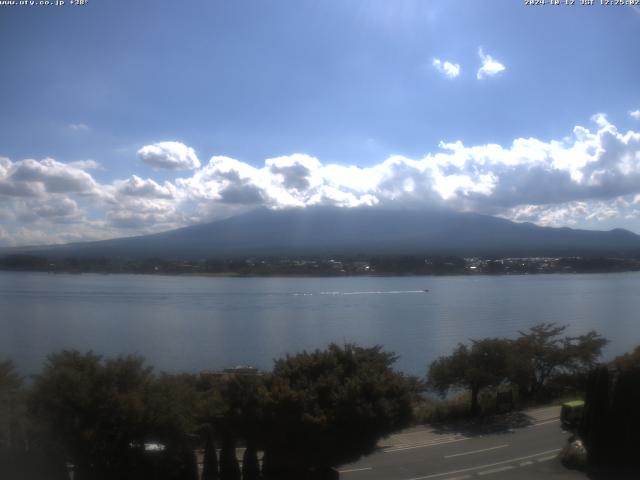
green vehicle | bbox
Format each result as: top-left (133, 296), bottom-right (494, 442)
top-left (560, 400), bottom-right (584, 431)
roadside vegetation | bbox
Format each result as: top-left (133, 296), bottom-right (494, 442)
top-left (1, 327), bottom-right (637, 479)
top-left (427, 323), bottom-right (608, 417)
top-left (0, 344), bottom-right (417, 480)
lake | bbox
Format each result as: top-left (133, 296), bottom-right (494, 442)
top-left (1, 271), bottom-right (639, 377)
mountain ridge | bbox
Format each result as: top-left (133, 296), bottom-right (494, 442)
top-left (3, 207), bottom-right (640, 260)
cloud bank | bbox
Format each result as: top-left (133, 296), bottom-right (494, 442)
top-left (2, 114), bottom-right (640, 246)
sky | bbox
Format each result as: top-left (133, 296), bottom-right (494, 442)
top-left (0, 0), bottom-right (639, 246)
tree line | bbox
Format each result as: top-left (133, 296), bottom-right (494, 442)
top-left (428, 323), bottom-right (608, 415)
top-left (4, 254), bottom-right (640, 276)
top-left (1, 324), bottom-right (633, 479)
top-left (0, 344), bottom-right (416, 480)
top-left (429, 325), bottom-right (640, 471)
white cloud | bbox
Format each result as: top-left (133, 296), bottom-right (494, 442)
top-left (107, 209), bottom-right (179, 230)
top-left (68, 123), bottom-right (89, 131)
top-left (4, 112), bottom-right (640, 245)
top-left (177, 156), bottom-right (266, 205)
top-left (114, 175), bottom-right (175, 199)
top-left (178, 153), bottom-right (378, 210)
top-left (176, 116), bottom-right (640, 221)
top-left (476, 47), bottom-right (505, 80)
top-left (0, 179), bottom-right (44, 197)
top-left (17, 197), bottom-right (81, 223)
top-left (8, 158), bottom-right (102, 196)
top-left (432, 58), bottom-right (460, 79)
top-left (105, 176), bottom-right (183, 232)
top-left (68, 160), bottom-right (102, 170)
top-left (500, 198), bottom-right (636, 229)
top-left (138, 141), bottom-right (201, 170)
top-left (630, 110), bottom-right (640, 120)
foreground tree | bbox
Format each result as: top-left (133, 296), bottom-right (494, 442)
top-left (241, 442), bottom-right (260, 480)
top-left (198, 373), bottom-right (268, 480)
top-left (0, 359), bottom-right (23, 449)
top-left (29, 351), bottom-right (154, 479)
top-left (581, 346), bottom-right (640, 470)
top-left (1, 358), bottom-right (67, 480)
top-left (200, 425), bottom-right (219, 480)
top-left (219, 435), bottom-right (241, 480)
top-left (263, 344), bottom-right (415, 479)
top-left (0, 359), bottom-right (32, 478)
top-left (612, 345), bottom-right (640, 370)
top-left (428, 338), bottom-right (510, 415)
top-left (147, 373), bottom-right (200, 480)
top-left (29, 351), bottom-right (200, 480)
top-left (508, 323), bottom-right (607, 400)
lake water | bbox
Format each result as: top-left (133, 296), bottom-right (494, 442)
top-left (1, 271), bottom-right (639, 377)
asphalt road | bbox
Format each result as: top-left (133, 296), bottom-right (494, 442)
top-left (337, 406), bottom-right (588, 480)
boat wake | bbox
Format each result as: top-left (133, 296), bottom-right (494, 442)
top-left (293, 290), bottom-right (427, 296)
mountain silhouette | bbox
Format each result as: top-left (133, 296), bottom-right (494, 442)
top-left (6, 207), bottom-right (640, 259)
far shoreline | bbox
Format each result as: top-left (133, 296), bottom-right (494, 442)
top-left (3, 252), bottom-right (640, 277)
top-left (2, 267), bottom-right (640, 279)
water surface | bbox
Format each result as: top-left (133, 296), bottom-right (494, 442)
top-left (1, 271), bottom-right (638, 376)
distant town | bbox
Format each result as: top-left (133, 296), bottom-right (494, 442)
top-left (2, 253), bottom-right (640, 276)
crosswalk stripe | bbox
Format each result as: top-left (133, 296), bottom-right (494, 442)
top-left (389, 435), bottom-right (464, 448)
top-left (384, 437), bottom-right (470, 453)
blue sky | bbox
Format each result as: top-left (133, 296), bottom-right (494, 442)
top-left (1, 0), bottom-right (639, 245)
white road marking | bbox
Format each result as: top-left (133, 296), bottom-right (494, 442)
top-left (478, 465), bottom-right (515, 476)
top-left (536, 455), bottom-right (558, 462)
top-left (387, 433), bottom-right (465, 447)
top-left (519, 460), bottom-right (533, 466)
top-left (384, 437), bottom-right (470, 453)
top-left (338, 466), bottom-right (373, 474)
top-left (404, 448), bottom-right (562, 480)
top-left (444, 444), bottom-right (509, 459)
top-left (529, 419), bottom-right (560, 427)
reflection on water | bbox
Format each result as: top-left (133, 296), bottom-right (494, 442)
top-left (1, 271), bottom-right (638, 376)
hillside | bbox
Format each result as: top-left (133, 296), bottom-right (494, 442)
top-left (4, 207), bottom-right (640, 260)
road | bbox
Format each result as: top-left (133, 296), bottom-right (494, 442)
top-left (337, 406), bottom-right (587, 480)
